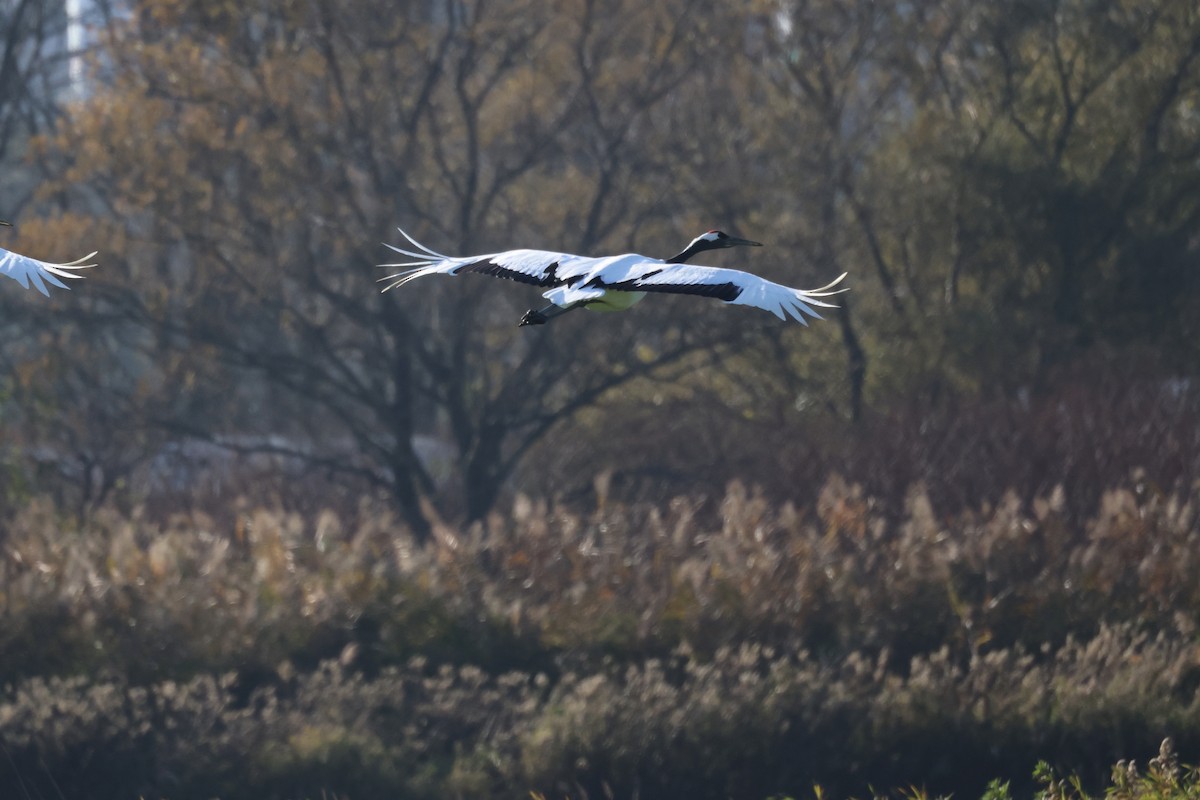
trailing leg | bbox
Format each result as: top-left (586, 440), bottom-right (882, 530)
top-left (519, 303), bottom-right (575, 327)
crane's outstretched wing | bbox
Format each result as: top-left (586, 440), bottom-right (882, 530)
top-left (602, 263), bottom-right (848, 324)
top-left (380, 228), bottom-right (848, 325)
top-left (379, 228), bottom-right (589, 291)
top-left (0, 248), bottom-right (97, 297)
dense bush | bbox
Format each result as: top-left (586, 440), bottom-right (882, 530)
top-left (1, 475), bottom-right (1199, 798)
top-left (1, 627), bottom-right (1198, 799)
top-left (5, 471), bottom-right (1200, 685)
top-left (528, 351), bottom-right (1200, 530)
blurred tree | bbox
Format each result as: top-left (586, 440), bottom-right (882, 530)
top-left (751, 0), bottom-right (932, 420)
top-left (0, 0), bottom-right (67, 175)
top-left (982, 0), bottom-right (1200, 368)
top-left (516, 0), bottom-right (933, 499)
top-left (521, 0), bottom-right (1200, 507)
top-left (34, 0), bottom-right (758, 534)
top-left (14, 0), bottom-right (1199, 526)
top-left (895, 0), bottom-right (1200, 381)
top-left (0, 1), bottom-right (145, 517)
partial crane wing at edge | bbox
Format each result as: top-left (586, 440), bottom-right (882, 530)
top-left (0, 249), bottom-right (98, 297)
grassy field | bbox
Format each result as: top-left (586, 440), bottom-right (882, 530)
top-left (1, 474), bottom-right (1198, 798)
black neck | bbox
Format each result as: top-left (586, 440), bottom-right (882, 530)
top-left (666, 241), bottom-right (705, 263)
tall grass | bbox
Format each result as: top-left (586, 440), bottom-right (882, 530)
top-left (1, 472), bottom-right (1199, 798)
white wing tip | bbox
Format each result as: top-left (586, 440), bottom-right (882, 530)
top-left (379, 227), bottom-right (457, 292)
top-left (805, 272), bottom-right (849, 296)
top-left (774, 272), bottom-right (848, 323)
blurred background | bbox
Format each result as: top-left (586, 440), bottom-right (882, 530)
top-left (1, 0), bottom-right (1199, 798)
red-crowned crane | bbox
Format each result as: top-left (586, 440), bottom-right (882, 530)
top-left (380, 228), bottom-right (847, 327)
top-left (0, 220), bottom-right (96, 296)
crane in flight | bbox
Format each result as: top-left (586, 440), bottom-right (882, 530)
top-left (380, 229), bottom-right (846, 327)
top-left (0, 220), bottom-right (96, 296)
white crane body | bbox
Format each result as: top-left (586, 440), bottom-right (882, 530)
top-left (381, 228), bottom-right (847, 327)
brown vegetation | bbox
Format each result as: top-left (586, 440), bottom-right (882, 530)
top-left (2, 465), bottom-right (1199, 798)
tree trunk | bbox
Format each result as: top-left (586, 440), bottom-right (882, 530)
top-left (464, 428), bottom-right (504, 522)
top-left (837, 296), bottom-right (867, 423)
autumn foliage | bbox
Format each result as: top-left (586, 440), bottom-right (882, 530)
top-left (2, 467), bottom-right (1200, 798)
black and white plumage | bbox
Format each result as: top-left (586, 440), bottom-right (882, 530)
top-left (380, 229), bottom-right (847, 327)
top-left (0, 220), bottom-right (96, 296)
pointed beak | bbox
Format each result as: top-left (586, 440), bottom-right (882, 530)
top-left (0, 220), bottom-right (11, 227)
top-left (726, 235), bottom-right (761, 248)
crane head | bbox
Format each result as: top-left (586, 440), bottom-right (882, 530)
top-left (667, 230), bottom-right (762, 263)
top-left (699, 230), bottom-right (761, 249)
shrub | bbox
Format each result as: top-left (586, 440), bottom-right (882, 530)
top-left (1, 475), bottom-right (1199, 798)
top-left (2, 630), bottom-right (1198, 799)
